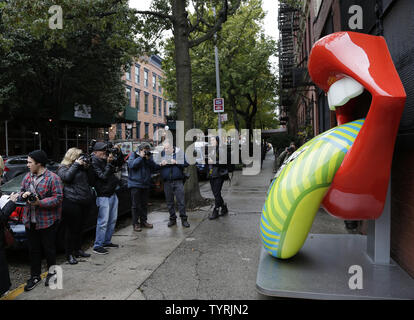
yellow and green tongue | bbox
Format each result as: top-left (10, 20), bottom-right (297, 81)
top-left (260, 119), bottom-right (364, 259)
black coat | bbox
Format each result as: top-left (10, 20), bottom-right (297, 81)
top-left (207, 146), bottom-right (229, 179)
top-left (57, 163), bottom-right (93, 205)
top-left (90, 155), bottom-right (120, 197)
top-left (0, 198), bottom-right (16, 248)
top-left (0, 195), bottom-right (16, 296)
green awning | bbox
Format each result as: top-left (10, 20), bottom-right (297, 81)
top-left (124, 106), bottom-right (138, 122)
top-left (59, 104), bottom-right (114, 127)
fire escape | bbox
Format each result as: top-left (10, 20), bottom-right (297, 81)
top-left (278, 1), bottom-right (309, 131)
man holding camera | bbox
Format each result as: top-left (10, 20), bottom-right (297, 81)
top-left (128, 144), bottom-right (157, 232)
top-left (19, 150), bottom-right (63, 291)
top-left (90, 142), bottom-right (120, 254)
top-left (158, 140), bottom-right (190, 228)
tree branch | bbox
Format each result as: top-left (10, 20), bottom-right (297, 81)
top-left (189, 0), bottom-right (241, 48)
top-left (132, 10), bottom-right (174, 23)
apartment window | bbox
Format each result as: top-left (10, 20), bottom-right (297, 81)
top-left (116, 123), bottom-right (122, 139)
top-left (144, 122), bottom-right (149, 137)
top-left (153, 95), bottom-right (157, 115)
top-left (125, 66), bottom-right (131, 81)
top-left (144, 69), bottom-right (149, 87)
top-left (136, 121), bottom-right (141, 139)
top-left (158, 76), bottom-right (162, 93)
top-left (126, 86), bottom-right (131, 106)
top-left (135, 89), bottom-right (140, 111)
top-left (163, 100), bottom-right (167, 116)
top-left (158, 97), bottom-right (162, 116)
top-left (135, 64), bottom-right (140, 84)
top-left (144, 93), bottom-right (149, 113)
top-left (152, 73), bottom-right (157, 91)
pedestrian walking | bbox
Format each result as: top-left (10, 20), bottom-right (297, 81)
top-left (207, 136), bottom-right (229, 220)
top-left (158, 140), bottom-right (190, 228)
top-left (90, 142), bottom-right (120, 255)
top-left (57, 148), bottom-right (93, 265)
top-left (128, 144), bottom-right (157, 232)
top-left (19, 150), bottom-right (63, 291)
top-left (0, 191), bottom-right (18, 297)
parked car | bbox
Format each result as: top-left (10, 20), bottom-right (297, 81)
top-left (1, 155), bottom-right (58, 184)
top-left (1, 169), bottom-right (132, 251)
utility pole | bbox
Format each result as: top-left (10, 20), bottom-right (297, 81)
top-left (213, 7), bottom-right (222, 130)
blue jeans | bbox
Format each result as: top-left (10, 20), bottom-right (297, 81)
top-left (94, 194), bottom-right (118, 248)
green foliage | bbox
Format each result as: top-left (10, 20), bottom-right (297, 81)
top-left (0, 0), bottom-right (142, 122)
top-left (161, 0), bottom-right (278, 132)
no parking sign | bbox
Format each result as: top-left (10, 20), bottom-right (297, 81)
top-left (213, 98), bottom-right (224, 112)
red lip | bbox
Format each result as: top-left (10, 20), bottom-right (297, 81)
top-left (308, 32), bottom-right (406, 220)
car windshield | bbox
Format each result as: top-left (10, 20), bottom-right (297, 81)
top-left (1, 173), bottom-right (24, 194)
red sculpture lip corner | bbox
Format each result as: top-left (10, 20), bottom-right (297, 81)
top-left (308, 31), bottom-right (406, 220)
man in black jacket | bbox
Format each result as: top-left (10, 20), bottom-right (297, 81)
top-left (90, 142), bottom-right (120, 255)
top-left (158, 140), bottom-right (190, 228)
top-left (128, 144), bottom-right (158, 231)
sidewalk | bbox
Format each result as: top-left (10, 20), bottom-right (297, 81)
top-left (11, 150), bottom-right (346, 300)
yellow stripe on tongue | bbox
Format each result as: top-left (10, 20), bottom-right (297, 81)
top-left (260, 119), bottom-right (364, 259)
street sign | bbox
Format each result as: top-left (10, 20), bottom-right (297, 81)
top-left (213, 98), bottom-right (224, 112)
top-left (220, 113), bottom-right (228, 122)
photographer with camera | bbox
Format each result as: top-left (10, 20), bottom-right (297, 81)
top-left (128, 143), bottom-right (157, 232)
top-left (57, 148), bottom-right (94, 265)
top-left (90, 142), bottom-right (120, 255)
top-left (19, 150), bottom-right (63, 291)
top-left (158, 140), bottom-right (190, 228)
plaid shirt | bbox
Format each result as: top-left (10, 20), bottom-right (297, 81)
top-left (20, 169), bottom-right (63, 230)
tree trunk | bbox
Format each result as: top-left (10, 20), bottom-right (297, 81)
top-left (172, 0), bottom-right (204, 208)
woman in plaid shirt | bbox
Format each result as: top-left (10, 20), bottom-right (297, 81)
top-left (19, 150), bottom-right (63, 292)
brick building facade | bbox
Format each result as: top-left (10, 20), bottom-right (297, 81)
top-left (108, 54), bottom-right (172, 143)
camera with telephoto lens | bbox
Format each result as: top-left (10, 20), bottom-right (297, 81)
top-left (106, 142), bottom-right (125, 168)
top-left (144, 149), bottom-right (152, 157)
top-left (78, 153), bottom-right (91, 166)
top-left (27, 193), bottom-right (38, 203)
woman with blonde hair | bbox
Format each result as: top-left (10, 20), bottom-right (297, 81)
top-left (57, 148), bottom-right (93, 264)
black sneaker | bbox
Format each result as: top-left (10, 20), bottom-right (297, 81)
top-left (24, 276), bottom-right (42, 292)
top-left (74, 250), bottom-right (91, 258)
top-left (103, 243), bottom-right (119, 248)
top-left (93, 247), bottom-right (109, 255)
top-left (220, 204), bottom-right (228, 216)
top-left (209, 208), bottom-right (219, 220)
top-left (168, 219), bottom-right (177, 227)
top-left (182, 220), bottom-right (190, 228)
